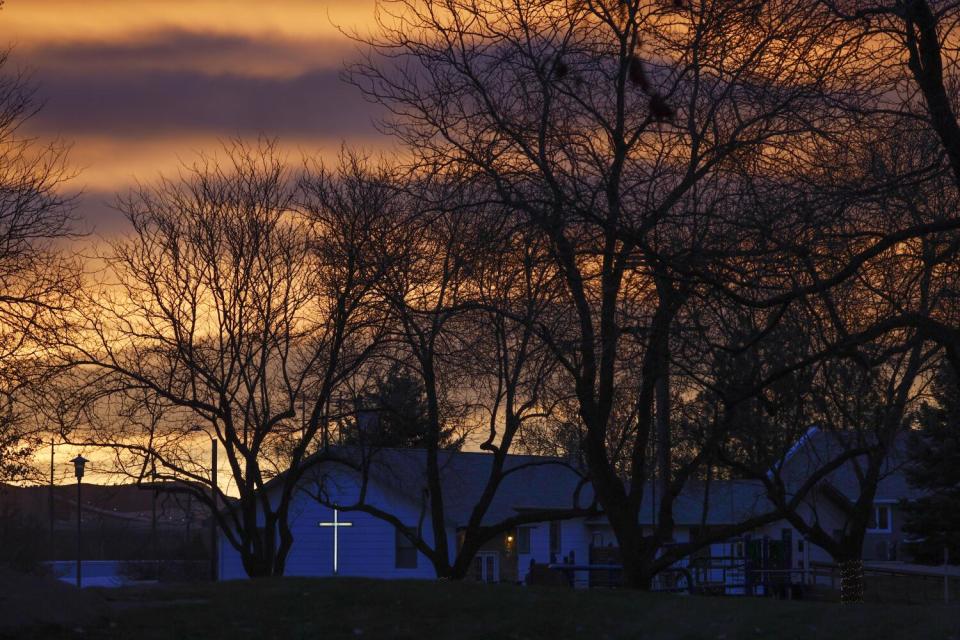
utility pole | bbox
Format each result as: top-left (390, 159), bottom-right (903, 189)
top-left (210, 437), bottom-right (218, 582)
top-left (152, 475), bottom-right (158, 579)
top-left (49, 439), bottom-right (55, 555)
top-left (946, 546), bottom-right (950, 605)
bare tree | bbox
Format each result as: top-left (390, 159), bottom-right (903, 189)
top-left (307, 163), bottom-right (594, 579)
top-left (0, 41), bottom-right (76, 482)
top-left (56, 141), bottom-right (385, 576)
top-left (350, 0), bottom-right (862, 588)
top-left (786, 3), bottom-right (960, 386)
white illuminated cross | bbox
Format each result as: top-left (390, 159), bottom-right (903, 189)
top-left (318, 506), bottom-right (353, 575)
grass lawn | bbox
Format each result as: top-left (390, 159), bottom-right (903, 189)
top-left (14, 578), bottom-right (960, 640)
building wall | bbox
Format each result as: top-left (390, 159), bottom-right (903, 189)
top-left (217, 462), bottom-right (916, 584)
top-left (863, 502), bottom-right (907, 561)
top-left (516, 522), bottom-right (547, 583)
top-left (219, 466), bottom-right (453, 581)
top-left (754, 499), bottom-right (915, 569)
top-left (756, 500), bottom-right (838, 570)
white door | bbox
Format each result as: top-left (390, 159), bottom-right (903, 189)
top-left (473, 552), bottom-right (499, 583)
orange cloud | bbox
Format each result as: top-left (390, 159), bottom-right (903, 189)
top-left (3, 0), bottom-right (376, 45)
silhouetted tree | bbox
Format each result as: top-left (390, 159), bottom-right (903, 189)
top-left (310, 161), bottom-right (593, 580)
top-left (57, 141), bottom-right (386, 577)
top-left (353, 0), bottom-right (857, 588)
top-left (904, 360), bottom-right (960, 565)
top-left (343, 365), bottom-right (460, 449)
top-left (0, 41), bottom-right (76, 482)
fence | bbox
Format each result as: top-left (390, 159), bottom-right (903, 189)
top-left (543, 556), bottom-right (960, 605)
top-left (544, 563), bottom-right (693, 593)
top-left (806, 562), bottom-right (959, 605)
top-left (689, 560), bottom-right (960, 604)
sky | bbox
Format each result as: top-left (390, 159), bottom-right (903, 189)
top-left (3, 0), bottom-right (384, 237)
top-left (3, 0), bottom-right (387, 486)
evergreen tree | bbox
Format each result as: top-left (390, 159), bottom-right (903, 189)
top-left (347, 367), bottom-right (460, 450)
top-left (903, 361), bottom-right (960, 564)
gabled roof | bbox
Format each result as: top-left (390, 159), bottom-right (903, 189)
top-left (634, 479), bottom-right (773, 526)
top-left (269, 426), bottom-right (924, 532)
top-left (777, 427), bottom-right (923, 503)
top-left (297, 447), bottom-right (593, 528)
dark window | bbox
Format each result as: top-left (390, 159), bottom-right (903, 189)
top-left (868, 505), bottom-right (891, 532)
top-left (517, 527), bottom-right (531, 554)
top-left (395, 527), bottom-right (418, 569)
top-left (549, 521), bottom-right (561, 555)
top-left (878, 506), bottom-right (890, 530)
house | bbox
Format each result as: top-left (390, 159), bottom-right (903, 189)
top-left (756, 427), bottom-right (924, 570)
top-left (218, 450), bottom-right (593, 583)
top-left (218, 430), bottom-right (923, 587)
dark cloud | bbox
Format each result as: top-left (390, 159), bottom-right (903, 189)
top-left (11, 28), bottom-right (381, 140)
top-left (5, 21), bottom-right (389, 231)
top-left (20, 29), bottom-right (357, 76)
top-left (25, 66), bottom-right (380, 140)
top-left (71, 191), bottom-right (129, 237)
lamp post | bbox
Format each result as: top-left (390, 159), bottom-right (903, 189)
top-left (190, 426), bottom-right (218, 582)
top-left (69, 455), bottom-right (88, 589)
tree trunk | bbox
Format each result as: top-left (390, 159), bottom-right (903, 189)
top-left (837, 557), bottom-right (865, 604)
top-left (622, 564), bottom-right (654, 590)
top-left (619, 536), bottom-right (655, 591)
top-left (445, 563), bottom-right (469, 581)
top-left (241, 552), bottom-right (275, 578)
top-left (835, 544), bottom-right (866, 604)
top-left (239, 527), bottom-right (287, 578)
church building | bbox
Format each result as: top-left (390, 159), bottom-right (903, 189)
top-left (218, 449), bottom-right (594, 583)
top-left (218, 430), bottom-right (920, 588)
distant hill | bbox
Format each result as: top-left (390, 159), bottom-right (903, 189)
top-left (0, 481), bottom-right (214, 529)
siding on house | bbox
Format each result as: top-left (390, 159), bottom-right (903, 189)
top-left (516, 523), bottom-right (547, 583)
top-left (220, 465), bottom-right (452, 581)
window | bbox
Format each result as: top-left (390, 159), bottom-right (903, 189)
top-left (517, 527), bottom-right (532, 554)
top-left (867, 505), bottom-right (891, 533)
top-left (549, 521), bottom-right (562, 555)
top-left (395, 527), bottom-right (418, 569)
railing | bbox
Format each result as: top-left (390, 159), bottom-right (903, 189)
top-left (545, 563), bottom-right (693, 593)
top-left (806, 562), bottom-right (959, 605)
top-left (543, 557), bottom-right (959, 605)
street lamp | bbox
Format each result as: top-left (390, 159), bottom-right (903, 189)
top-left (69, 455), bottom-right (88, 589)
top-left (189, 426), bottom-right (219, 582)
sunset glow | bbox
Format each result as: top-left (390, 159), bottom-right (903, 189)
top-left (4, 0), bottom-right (382, 235)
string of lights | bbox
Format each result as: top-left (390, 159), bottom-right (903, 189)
top-left (839, 559), bottom-right (865, 604)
